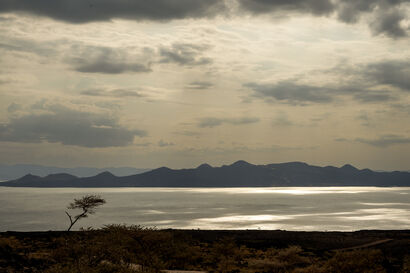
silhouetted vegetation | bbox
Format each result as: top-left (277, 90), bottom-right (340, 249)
top-left (0, 228), bottom-right (409, 272)
top-left (65, 195), bottom-right (106, 231)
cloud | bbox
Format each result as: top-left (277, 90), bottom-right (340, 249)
top-left (186, 81), bottom-right (214, 90)
top-left (81, 88), bottom-right (143, 98)
top-left (245, 59), bottom-right (407, 105)
top-left (198, 118), bottom-right (223, 128)
top-left (135, 142), bottom-right (151, 147)
top-left (356, 135), bottom-right (410, 147)
top-left (245, 81), bottom-right (333, 105)
top-left (334, 137), bottom-right (348, 142)
top-left (0, 0), bottom-right (408, 39)
top-left (0, 0), bottom-right (226, 23)
top-left (74, 60), bottom-right (151, 74)
top-left (7, 103), bottom-right (22, 113)
top-left (70, 46), bottom-right (152, 74)
top-left (158, 140), bottom-right (175, 147)
top-left (0, 37), bottom-right (58, 57)
top-left (272, 112), bottom-right (294, 127)
top-left (159, 43), bottom-right (212, 66)
top-left (198, 117), bottom-right (260, 128)
top-left (392, 103), bottom-right (410, 114)
top-left (245, 81), bottom-right (395, 105)
top-left (238, 0), bottom-right (409, 38)
top-left (238, 0), bottom-right (335, 16)
top-left (0, 104), bottom-right (146, 147)
top-left (173, 130), bottom-right (201, 137)
top-left (0, 78), bottom-right (15, 85)
top-left (370, 8), bottom-right (408, 38)
top-left (352, 90), bottom-right (394, 103)
top-left (356, 111), bottom-right (371, 127)
top-left (365, 60), bottom-right (410, 91)
top-left (70, 43), bottom-right (213, 74)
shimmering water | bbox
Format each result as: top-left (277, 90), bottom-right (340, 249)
top-left (0, 187), bottom-right (409, 231)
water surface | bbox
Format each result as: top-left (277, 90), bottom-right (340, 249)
top-left (0, 187), bottom-right (409, 231)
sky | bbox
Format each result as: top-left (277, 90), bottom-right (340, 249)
top-left (0, 0), bottom-right (409, 171)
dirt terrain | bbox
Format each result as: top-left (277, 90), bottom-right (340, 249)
top-left (1, 228), bottom-right (409, 272)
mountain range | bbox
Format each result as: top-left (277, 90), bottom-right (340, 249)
top-left (0, 164), bottom-right (150, 181)
top-left (1, 161), bottom-right (409, 187)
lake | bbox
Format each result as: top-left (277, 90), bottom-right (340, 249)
top-left (0, 187), bottom-right (409, 231)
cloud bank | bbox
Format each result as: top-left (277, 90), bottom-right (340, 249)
top-left (0, 0), bottom-right (226, 23)
top-left (238, 0), bottom-right (409, 38)
top-left (1, 0), bottom-right (407, 38)
top-left (0, 104), bottom-right (146, 147)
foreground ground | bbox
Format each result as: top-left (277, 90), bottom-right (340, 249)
top-left (1, 227), bottom-right (409, 272)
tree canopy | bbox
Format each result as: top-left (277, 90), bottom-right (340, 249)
top-left (66, 194), bottom-right (106, 231)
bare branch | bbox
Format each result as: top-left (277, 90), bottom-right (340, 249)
top-left (66, 194), bottom-right (105, 231)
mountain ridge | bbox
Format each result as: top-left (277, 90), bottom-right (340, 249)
top-left (0, 164), bottom-right (150, 180)
top-left (1, 161), bottom-right (409, 187)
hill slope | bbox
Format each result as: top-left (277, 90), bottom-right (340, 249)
top-left (1, 161), bottom-right (409, 187)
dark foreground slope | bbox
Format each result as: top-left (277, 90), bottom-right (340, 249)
top-left (1, 161), bottom-right (410, 187)
top-left (1, 228), bottom-right (409, 272)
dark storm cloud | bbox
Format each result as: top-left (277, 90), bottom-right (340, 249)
top-left (81, 88), bottom-right (143, 98)
top-left (356, 135), bottom-right (410, 147)
top-left (198, 117), bottom-right (260, 128)
top-left (0, 104), bottom-right (146, 147)
top-left (0, 0), bottom-right (226, 23)
top-left (159, 44), bottom-right (212, 66)
top-left (186, 81), bottom-right (214, 90)
top-left (245, 81), bottom-right (333, 105)
top-left (238, 0), bottom-right (335, 16)
top-left (366, 60), bottom-right (410, 91)
top-left (0, 0), bottom-right (407, 38)
top-left (336, 0), bottom-right (376, 23)
top-left (370, 8), bottom-right (408, 38)
top-left (238, 0), bottom-right (409, 38)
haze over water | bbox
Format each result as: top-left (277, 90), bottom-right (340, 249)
top-left (1, 187), bottom-right (409, 232)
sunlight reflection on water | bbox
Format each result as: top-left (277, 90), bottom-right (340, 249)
top-left (0, 187), bottom-right (409, 231)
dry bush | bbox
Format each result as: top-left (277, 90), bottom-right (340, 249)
top-left (402, 255), bottom-right (410, 273)
top-left (250, 245), bottom-right (310, 273)
top-left (323, 249), bottom-right (386, 273)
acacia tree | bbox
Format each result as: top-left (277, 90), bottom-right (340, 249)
top-left (65, 194), bottom-right (106, 231)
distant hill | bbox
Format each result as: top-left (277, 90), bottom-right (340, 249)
top-left (1, 161), bottom-right (409, 187)
top-left (0, 164), bottom-right (150, 181)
